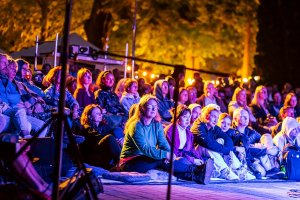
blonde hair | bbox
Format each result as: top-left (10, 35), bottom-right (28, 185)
top-left (200, 104), bottom-right (220, 122)
top-left (124, 94), bottom-right (161, 133)
top-left (251, 85), bottom-right (267, 107)
top-left (232, 87), bottom-right (246, 102)
top-left (232, 107), bottom-right (249, 126)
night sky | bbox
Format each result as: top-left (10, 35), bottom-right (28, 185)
top-left (256, 0), bottom-right (300, 87)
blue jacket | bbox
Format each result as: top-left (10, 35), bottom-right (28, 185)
top-left (190, 118), bottom-right (234, 155)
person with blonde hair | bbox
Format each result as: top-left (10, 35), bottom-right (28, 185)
top-left (191, 104), bottom-right (239, 180)
top-left (74, 68), bottom-right (96, 109)
top-left (232, 108), bottom-right (281, 178)
top-left (228, 87), bottom-right (256, 122)
top-left (120, 95), bottom-right (213, 184)
top-left (250, 85), bottom-right (278, 134)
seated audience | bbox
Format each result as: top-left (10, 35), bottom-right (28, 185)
top-left (188, 103), bottom-right (202, 125)
top-left (272, 106), bottom-right (295, 137)
top-left (120, 95), bottom-right (213, 184)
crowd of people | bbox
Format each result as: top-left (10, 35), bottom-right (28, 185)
top-left (1, 52), bottom-right (300, 198)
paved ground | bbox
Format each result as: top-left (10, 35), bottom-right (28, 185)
top-left (99, 180), bottom-right (300, 200)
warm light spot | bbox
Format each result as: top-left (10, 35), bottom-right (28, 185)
top-left (134, 75), bottom-right (139, 79)
top-left (216, 80), bottom-right (220, 85)
top-left (151, 74), bottom-right (155, 79)
top-left (254, 76), bottom-right (260, 81)
top-left (142, 71), bottom-right (147, 76)
top-left (126, 66), bottom-right (131, 71)
top-left (211, 80), bottom-right (215, 85)
top-left (243, 78), bottom-right (248, 83)
top-left (187, 78), bottom-right (195, 85)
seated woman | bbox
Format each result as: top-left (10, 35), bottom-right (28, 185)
top-left (250, 85), bottom-right (278, 134)
top-left (283, 92), bottom-right (300, 118)
top-left (43, 66), bottom-right (79, 120)
top-left (228, 87), bottom-right (256, 123)
top-left (15, 59), bottom-right (45, 98)
top-left (114, 78), bottom-right (128, 100)
top-left (120, 95), bottom-right (213, 184)
top-left (190, 104), bottom-right (239, 180)
top-left (178, 87), bottom-right (189, 105)
top-left (153, 80), bottom-right (174, 124)
top-left (94, 71), bottom-right (127, 128)
top-left (186, 86), bottom-right (197, 106)
top-left (79, 104), bottom-right (121, 170)
top-left (164, 104), bottom-right (204, 166)
top-left (188, 103), bottom-right (202, 125)
top-left (74, 68), bottom-right (96, 110)
top-left (120, 78), bottom-right (140, 114)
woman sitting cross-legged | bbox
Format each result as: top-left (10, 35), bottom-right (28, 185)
top-left (79, 104), bottom-right (122, 170)
top-left (120, 95), bottom-right (214, 184)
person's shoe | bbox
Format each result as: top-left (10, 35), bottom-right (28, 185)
top-left (245, 171), bottom-right (256, 180)
top-left (220, 168), bottom-right (239, 180)
top-left (266, 167), bottom-right (280, 177)
top-left (193, 158), bottom-right (214, 184)
top-left (269, 171), bottom-right (285, 179)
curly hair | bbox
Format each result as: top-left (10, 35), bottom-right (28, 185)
top-left (80, 104), bottom-right (103, 126)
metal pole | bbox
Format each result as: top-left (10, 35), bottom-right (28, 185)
top-left (124, 42), bottom-right (128, 78)
top-left (52, 0), bottom-right (73, 199)
top-left (131, 0), bottom-right (137, 79)
top-left (54, 33), bottom-right (59, 67)
top-left (104, 36), bottom-right (109, 71)
top-left (34, 35), bottom-right (39, 71)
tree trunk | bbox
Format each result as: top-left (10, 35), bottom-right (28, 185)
top-left (37, 0), bottom-right (50, 41)
top-left (84, 0), bottom-right (112, 49)
top-left (242, 20), bottom-right (251, 78)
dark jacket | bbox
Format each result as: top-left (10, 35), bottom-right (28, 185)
top-left (190, 118), bottom-right (234, 155)
top-left (196, 94), bottom-right (227, 113)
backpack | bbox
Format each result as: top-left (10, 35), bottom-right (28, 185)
top-left (282, 144), bottom-right (300, 180)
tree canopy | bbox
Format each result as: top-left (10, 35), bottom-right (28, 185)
top-left (0, 0), bottom-right (259, 77)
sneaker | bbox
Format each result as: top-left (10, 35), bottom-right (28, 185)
top-left (269, 171), bottom-right (285, 179)
top-left (194, 158), bottom-right (214, 184)
top-left (266, 167), bottom-right (280, 177)
top-left (220, 168), bottom-right (239, 180)
top-left (245, 171), bottom-right (256, 180)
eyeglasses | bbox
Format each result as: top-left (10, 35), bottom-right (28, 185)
top-left (145, 104), bottom-right (158, 110)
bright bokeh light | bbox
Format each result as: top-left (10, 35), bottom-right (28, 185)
top-left (187, 78), bottom-right (195, 85)
top-left (142, 71), bottom-right (147, 76)
top-left (216, 80), bottom-right (220, 85)
top-left (134, 75), bottom-right (139, 79)
top-left (243, 77), bottom-right (248, 83)
top-left (254, 76), bottom-right (260, 81)
top-left (151, 74), bottom-right (155, 79)
top-left (126, 66), bottom-right (131, 71)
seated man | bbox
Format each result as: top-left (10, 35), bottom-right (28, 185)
top-left (190, 104), bottom-right (239, 180)
top-left (272, 106), bottom-right (295, 137)
top-left (232, 108), bottom-right (281, 178)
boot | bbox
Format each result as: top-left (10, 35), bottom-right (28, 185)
top-left (193, 158), bottom-right (214, 184)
